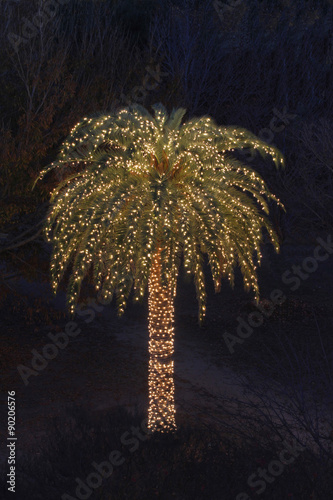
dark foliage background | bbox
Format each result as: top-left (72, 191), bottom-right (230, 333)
top-left (1, 1), bottom-right (333, 499)
top-left (1, 0), bottom-right (333, 237)
top-left (2, 405), bottom-right (332, 499)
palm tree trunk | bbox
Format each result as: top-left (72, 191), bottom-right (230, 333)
top-left (147, 247), bottom-right (177, 433)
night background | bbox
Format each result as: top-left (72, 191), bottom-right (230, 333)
top-left (1, 0), bottom-right (333, 499)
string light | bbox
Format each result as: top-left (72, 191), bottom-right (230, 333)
top-left (148, 246), bottom-right (176, 432)
top-left (34, 103), bottom-right (284, 433)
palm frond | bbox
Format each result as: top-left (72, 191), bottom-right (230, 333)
top-left (35, 103), bottom-right (284, 321)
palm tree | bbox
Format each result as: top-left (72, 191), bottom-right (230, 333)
top-left (35, 103), bottom-right (284, 433)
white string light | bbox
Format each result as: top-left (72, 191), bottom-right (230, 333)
top-left (35, 104), bottom-right (284, 433)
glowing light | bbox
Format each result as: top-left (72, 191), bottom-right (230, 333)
top-left (35, 103), bottom-right (284, 433)
top-left (148, 247), bottom-right (176, 432)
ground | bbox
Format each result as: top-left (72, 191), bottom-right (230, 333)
top-left (1, 235), bottom-right (333, 469)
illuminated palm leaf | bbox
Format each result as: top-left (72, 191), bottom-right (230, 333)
top-left (36, 104), bottom-right (284, 432)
